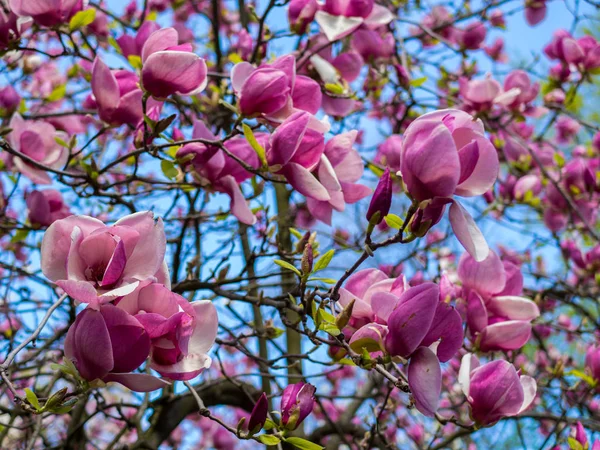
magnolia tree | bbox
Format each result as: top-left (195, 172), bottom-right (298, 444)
top-left (1, 0), bottom-right (600, 448)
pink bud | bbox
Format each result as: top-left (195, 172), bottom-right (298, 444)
top-left (366, 167), bottom-right (392, 224)
top-left (281, 382), bottom-right (316, 430)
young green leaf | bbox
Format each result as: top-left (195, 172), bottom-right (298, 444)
top-left (274, 259), bottom-right (301, 276)
top-left (285, 437), bottom-right (325, 450)
top-left (313, 250), bottom-right (334, 273)
top-left (243, 124), bottom-right (267, 167)
top-left (69, 9), bottom-right (96, 31)
top-left (161, 160), bottom-right (179, 180)
top-left (25, 389), bottom-right (40, 411)
top-left (258, 435), bottom-right (281, 445)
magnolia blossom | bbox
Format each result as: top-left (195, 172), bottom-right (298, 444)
top-left (231, 55), bottom-right (326, 131)
top-left (117, 283), bottom-right (218, 381)
top-left (280, 382), bottom-right (316, 430)
top-left (27, 189), bottom-right (71, 227)
top-left (0, 9), bottom-right (24, 49)
top-left (117, 20), bottom-right (160, 58)
top-left (176, 120), bottom-right (260, 225)
top-left (314, 0), bottom-right (394, 42)
top-left (9, 0), bottom-right (86, 27)
top-left (586, 345), bottom-right (600, 382)
top-left (458, 76), bottom-right (522, 113)
top-left (340, 270), bottom-right (463, 417)
top-left (308, 44), bottom-right (363, 117)
top-left (265, 111), bottom-right (331, 201)
top-left (288, 0), bottom-right (318, 34)
top-left (91, 58), bottom-right (144, 126)
top-left (41, 211), bottom-right (168, 307)
top-left (7, 114), bottom-right (69, 185)
top-left (141, 27), bottom-right (208, 99)
top-left (306, 130), bottom-right (371, 225)
top-left (459, 354), bottom-right (537, 425)
top-left (65, 304), bottom-right (169, 392)
top-left (458, 250), bottom-right (540, 351)
top-left (545, 30), bottom-right (600, 70)
top-left (400, 109), bottom-right (499, 261)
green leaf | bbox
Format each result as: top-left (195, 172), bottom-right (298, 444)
top-left (243, 124), bottom-right (267, 167)
top-left (290, 228), bottom-right (304, 239)
top-left (324, 83), bottom-right (345, 95)
top-left (566, 369), bottom-right (597, 387)
top-left (228, 53), bottom-right (243, 64)
top-left (320, 322), bottom-right (341, 336)
top-left (384, 213), bottom-right (403, 229)
top-left (11, 229), bottom-right (29, 243)
top-left (69, 9), bottom-right (96, 31)
top-left (409, 76), bottom-right (427, 88)
top-left (47, 84), bottom-right (66, 102)
top-left (568, 437), bottom-right (584, 450)
top-left (258, 435), bottom-right (281, 445)
top-left (285, 437), bottom-right (324, 450)
top-left (274, 259), bottom-right (301, 276)
top-left (55, 137), bottom-right (69, 148)
top-left (161, 160), bottom-right (178, 180)
top-left (25, 389), bottom-right (40, 411)
top-left (313, 249), bottom-right (334, 273)
top-left (128, 55), bottom-right (143, 70)
top-left (307, 277), bottom-right (336, 284)
top-left (263, 418), bottom-right (277, 430)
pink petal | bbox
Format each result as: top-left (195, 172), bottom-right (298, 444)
top-left (92, 58), bottom-right (119, 112)
top-left (408, 346), bottom-right (441, 417)
top-left (479, 321), bottom-right (532, 351)
top-left (141, 27), bottom-right (179, 62)
top-left (142, 51), bottom-right (208, 98)
top-left (448, 201), bottom-right (489, 262)
top-left (220, 175), bottom-right (256, 225)
top-left (103, 373), bottom-right (170, 392)
top-left (280, 162), bottom-right (330, 201)
top-left (457, 249), bottom-right (506, 295)
top-left (487, 296), bottom-right (540, 321)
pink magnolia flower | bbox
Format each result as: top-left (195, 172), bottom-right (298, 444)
top-left (117, 283), bottom-right (218, 380)
top-left (366, 167), bottom-right (391, 224)
top-left (459, 76), bottom-right (521, 113)
top-left (65, 304), bottom-right (169, 392)
top-left (116, 21), bottom-right (160, 58)
top-left (0, 86), bottom-right (20, 112)
top-left (41, 211), bottom-right (168, 307)
top-left (176, 120), bottom-right (260, 225)
top-left (452, 21), bottom-right (487, 50)
top-left (503, 70), bottom-right (540, 110)
top-left (308, 44), bottom-right (363, 118)
top-left (525, 0), bottom-right (547, 26)
top-left (265, 111), bottom-right (331, 201)
top-left (555, 116), bottom-right (581, 143)
top-left (141, 27), bottom-right (208, 99)
top-left (306, 130), bottom-right (371, 225)
top-left (247, 393), bottom-right (268, 434)
top-left (459, 354), bottom-right (537, 425)
top-left (26, 190), bottom-right (71, 227)
top-left (0, 9), bottom-right (23, 49)
top-left (413, 6), bottom-right (453, 47)
top-left (281, 382), bottom-right (316, 430)
top-left (231, 55), bottom-right (326, 130)
top-left (458, 250), bottom-right (540, 352)
top-left (400, 109), bottom-right (499, 261)
top-left (342, 273), bottom-right (463, 417)
top-left (351, 27), bottom-right (395, 61)
top-left (543, 30), bottom-right (600, 70)
top-left (484, 38), bottom-right (508, 63)
top-left (314, 0), bottom-right (394, 42)
top-left (374, 135), bottom-right (402, 173)
top-left (586, 345), bottom-right (600, 382)
top-left (9, 0), bottom-right (85, 27)
top-left (7, 114), bottom-right (69, 185)
top-left (288, 0), bottom-right (318, 34)
top-left (91, 58), bottom-right (144, 126)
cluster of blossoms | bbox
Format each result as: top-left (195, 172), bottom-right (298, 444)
top-left (41, 212), bottom-right (218, 391)
top-left (1, 0), bottom-right (600, 446)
